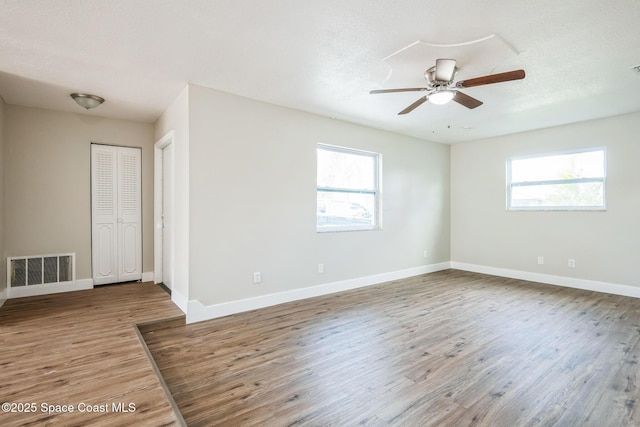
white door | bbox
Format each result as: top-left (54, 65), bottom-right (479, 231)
top-left (161, 142), bottom-right (174, 290)
top-left (92, 144), bottom-right (142, 285)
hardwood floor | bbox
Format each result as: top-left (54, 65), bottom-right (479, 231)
top-left (139, 270), bottom-right (640, 427)
top-left (0, 282), bottom-right (184, 426)
top-left (2, 271), bottom-right (640, 426)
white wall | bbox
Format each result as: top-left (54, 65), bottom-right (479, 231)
top-left (4, 106), bottom-right (155, 281)
top-left (451, 112), bottom-right (640, 287)
top-left (154, 86), bottom-right (190, 303)
top-left (188, 85), bottom-right (450, 307)
top-left (0, 97), bottom-right (5, 304)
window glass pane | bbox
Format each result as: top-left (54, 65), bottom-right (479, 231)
top-left (317, 147), bottom-right (375, 190)
top-left (511, 150), bottom-right (604, 183)
top-left (508, 148), bottom-right (605, 210)
top-left (317, 144), bottom-right (380, 231)
top-left (317, 191), bottom-right (375, 229)
top-left (511, 181), bottom-right (604, 208)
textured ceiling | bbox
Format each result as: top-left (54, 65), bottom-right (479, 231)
top-left (1, 0), bottom-right (639, 143)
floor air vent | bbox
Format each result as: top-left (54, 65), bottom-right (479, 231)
top-left (8, 254), bottom-right (75, 288)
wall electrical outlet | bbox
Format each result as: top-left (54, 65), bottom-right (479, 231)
top-left (253, 272), bottom-right (262, 283)
top-left (568, 259), bottom-right (576, 268)
top-left (537, 256), bottom-right (544, 265)
top-left (318, 263), bottom-right (324, 274)
top-left (423, 250), bottom-right (428, 258)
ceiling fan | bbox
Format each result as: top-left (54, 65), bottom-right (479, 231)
top-left (370, 58), bottom-right (525, 115)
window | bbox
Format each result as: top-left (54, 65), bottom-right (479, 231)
top-left (317, 144), bottom-right (380, 232)
top-left (507, 148), bottom-right (606, 210)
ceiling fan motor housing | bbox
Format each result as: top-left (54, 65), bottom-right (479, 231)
top-left (425, 66), bottom-right (458, 87)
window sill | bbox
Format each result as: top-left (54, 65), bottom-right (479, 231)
top-left (507, 207), bottom-right (607, 212)
top-left (317, 226), bottom-right (382, 233)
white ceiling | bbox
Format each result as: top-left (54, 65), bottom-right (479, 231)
top-left (1, 0), bottom-right (639, 143)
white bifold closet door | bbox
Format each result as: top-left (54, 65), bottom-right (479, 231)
top-left (91, 144), bottom-right (142, 285)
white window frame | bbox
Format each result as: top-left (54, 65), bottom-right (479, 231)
top-left (317, 144), bottom-right (381, 233)
top-left (507, 147), bottom-right (606, 211)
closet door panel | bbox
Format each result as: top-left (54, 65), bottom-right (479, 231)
top-left (92, 144), bottom-right (142, 285)
top-left (91, 145), bottom-right (119, 285)
top-left (117, 147), bottom-right (142, 281)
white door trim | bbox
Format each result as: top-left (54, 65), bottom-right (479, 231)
top-left (154, 131), bottom-right (175, 286)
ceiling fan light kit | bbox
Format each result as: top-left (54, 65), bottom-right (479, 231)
top-left (428, 89), bottom-right (455, 105)
top-left (370, 58), bottom-right (525, 115)
top-left (70, 93), bottom-right (105, 109)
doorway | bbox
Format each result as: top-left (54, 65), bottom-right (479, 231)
top-left (154, 131), bottom-right (175, 291)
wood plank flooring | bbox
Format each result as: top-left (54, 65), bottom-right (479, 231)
top-left (0, 282), bottom-right (184, 426)
top-left (140, 270), bottom-right (640, 427)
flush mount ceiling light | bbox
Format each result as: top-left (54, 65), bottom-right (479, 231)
top-left (70, 93), bottom-right (105, 109)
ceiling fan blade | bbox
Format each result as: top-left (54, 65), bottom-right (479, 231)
top-left (398, 96), bottom-right (427, 115)
top-left (452, 91), bottom-right (483, 109)
top-left (457, 69), bottom-right (525, 88)
top-left (370, 87), bottom-right (428, 94)
top-left (435, 59), bottom-right (457, 82)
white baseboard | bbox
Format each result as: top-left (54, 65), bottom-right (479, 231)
top-left (186, 262), bottom-right (451, 324)
top-left (0, 288), bottom-right (6, 308)
top-left (8, 278), bottom-right (94, 299)
top-left (171, 289), bottom-right (188, 314)
top-left (450, 262), bottom-right (640, 299)
top-left (142, 271), bottom-right (154, 282)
